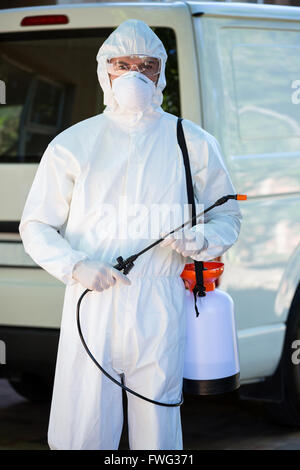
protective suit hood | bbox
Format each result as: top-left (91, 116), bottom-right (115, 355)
top-left (96, 19), bottom-right (168, 117)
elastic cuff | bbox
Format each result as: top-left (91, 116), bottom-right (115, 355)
top-left (67, 253), bottom-right (89, 286)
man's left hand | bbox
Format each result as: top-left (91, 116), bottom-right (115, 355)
top-left (160, 228), bottom-right (205, 258)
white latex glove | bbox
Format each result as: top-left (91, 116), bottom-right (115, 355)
top-left (72, 260), bottom-right (131, 292)
top-left (160, 227), bottom-right (205, 258)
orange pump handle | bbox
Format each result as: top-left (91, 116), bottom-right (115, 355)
top-left (236, 194), bottom-right (247, 201)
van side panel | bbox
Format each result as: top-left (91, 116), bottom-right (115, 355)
top-left (194, 13), bottom-right (300, 380)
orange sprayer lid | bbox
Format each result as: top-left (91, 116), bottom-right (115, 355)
top-left (180, 262), bottom-right (224, 292)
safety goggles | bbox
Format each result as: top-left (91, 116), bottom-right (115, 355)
top-left (107, 54), bottom-right (161, 79)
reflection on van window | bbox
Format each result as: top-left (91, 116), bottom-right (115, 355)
top-left (0, 28), bottom-right (179, 163)
top-left (0, 59), bottom-right (64, 161)
top-left (232, 43), bottom-right (300, 154)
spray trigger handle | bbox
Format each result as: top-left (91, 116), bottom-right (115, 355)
top-left (114, 255), bottom-right (137, 275)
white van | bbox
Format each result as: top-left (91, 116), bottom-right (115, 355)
top-left (0, 1), bottom-right (300, 426)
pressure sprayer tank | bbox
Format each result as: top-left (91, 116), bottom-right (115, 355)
top-left (180, 262), bottom-right (240, 395)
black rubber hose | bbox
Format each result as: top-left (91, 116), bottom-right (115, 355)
top-left (76, 195), bottom-right (244, 405)
top-left (76, 288), bottom-right (184, 407)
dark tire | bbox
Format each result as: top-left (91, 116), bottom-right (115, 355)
top-left (266, 287), bottom-right (300, 427)
top-left (9, 373), bottom-right (53, 403)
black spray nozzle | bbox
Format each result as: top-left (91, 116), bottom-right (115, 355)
top-left (213, 194), bottom-right (243, 207)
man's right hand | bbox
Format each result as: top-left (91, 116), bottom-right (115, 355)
top-left (72, 260), bottom-right (131, 292)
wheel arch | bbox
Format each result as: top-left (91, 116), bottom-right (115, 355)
top-left (274, 243), bottom-right (300, 325)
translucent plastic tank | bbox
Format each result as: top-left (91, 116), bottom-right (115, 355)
top-left (181, 262), bottom-right (240, 395)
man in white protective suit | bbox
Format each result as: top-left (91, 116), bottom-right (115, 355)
top-left (19, 19), bottom-right (242, 450)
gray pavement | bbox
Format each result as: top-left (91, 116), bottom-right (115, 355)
top-left (0, 378), bottom-right (300, 450)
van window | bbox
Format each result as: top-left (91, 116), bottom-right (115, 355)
top-left (233, 44), bottom-right (300, 147)
top-left (0, 27), bottom-right (179, 164)
top-left (209, 25), bottom-right (300, 196)
top-left (217, 27), bottom-right (300, 159)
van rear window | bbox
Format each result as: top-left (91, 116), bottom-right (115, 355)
top-left (0, 27), bottom-right (179, 164)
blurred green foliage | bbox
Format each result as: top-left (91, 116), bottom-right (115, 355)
top-left (0, 105), bottom-right (22, 160)
top-left (153, 27), bottom-right (180, 117)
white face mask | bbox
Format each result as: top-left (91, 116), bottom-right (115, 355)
top-left (111, 71), bottom-right (156, 113)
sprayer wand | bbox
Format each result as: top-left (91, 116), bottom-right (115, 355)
top-left (76, 193), bottom-right (247, 407)
top-left (113, 194), bottom-right (247, 275)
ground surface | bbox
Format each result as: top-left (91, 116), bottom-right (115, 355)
top-left (1, 379), bottom-right (300, 450)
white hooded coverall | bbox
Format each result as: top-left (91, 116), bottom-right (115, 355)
top-left (19, 20), bottom-right (242, 450)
